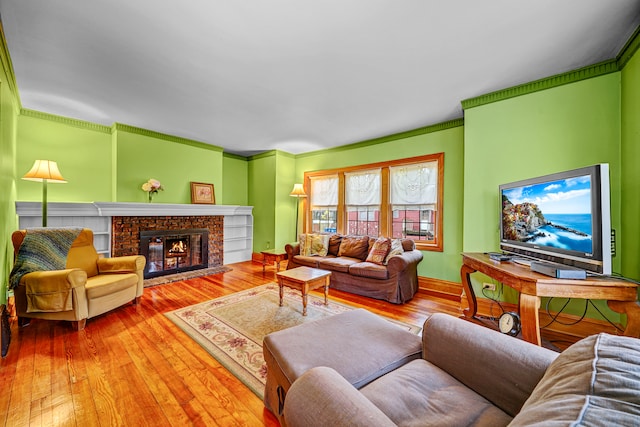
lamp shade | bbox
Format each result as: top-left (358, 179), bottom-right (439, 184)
top-left (289, 183), bottom-right (307, 197)
top-left (22, 160), bottom-right (67, 183)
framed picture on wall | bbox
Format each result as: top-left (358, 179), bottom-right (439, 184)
top-left (190, 182), bottom-right (215, 204)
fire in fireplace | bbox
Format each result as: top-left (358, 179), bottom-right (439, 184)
top-left (140, 229), bottom-right (209, 278)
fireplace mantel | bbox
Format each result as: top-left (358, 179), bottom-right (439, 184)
top-left (15, 202), bottom-right (253, 264)
top-left (15, 201), bottom-right (253, 217)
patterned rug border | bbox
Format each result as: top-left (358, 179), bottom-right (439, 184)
top-left (144, 266), bottom-right (232, 287)
top-left (164, 284), bottom-right (422, 399)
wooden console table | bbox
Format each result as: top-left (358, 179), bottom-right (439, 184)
top-left (460, 252), bottom-right (640, 346)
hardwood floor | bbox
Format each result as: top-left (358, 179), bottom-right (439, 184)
top-left (0, 261), bottom-right (557, 426)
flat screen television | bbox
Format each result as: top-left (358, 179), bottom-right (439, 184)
top-left (499, 164), bottom-right (612, 275)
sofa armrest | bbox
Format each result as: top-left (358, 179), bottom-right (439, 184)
top-left (284, 242), bottom-right (300, 258)
top-left (386, 249), bottom-right (423, 274)
top-left (98, 255), bottom-right (146, 273)
top-left (422, 313), bottom-right (558, 417)
top-left (284, 367), bottom-right (395, 427)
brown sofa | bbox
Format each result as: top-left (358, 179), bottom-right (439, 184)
top-left (280, 312), bottom-right (640, 426)
top-left (11, 229), bottom-right (145, 330)
top-left (285, 234), bottom-right (423, 303)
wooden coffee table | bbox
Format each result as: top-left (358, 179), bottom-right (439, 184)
top-left (276, 266), bottom-right (332, 315)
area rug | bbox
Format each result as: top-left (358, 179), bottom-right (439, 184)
top-left (165, 283), bottom-right (422, 399)
top-left (144, 266), bottom-right (232, 287)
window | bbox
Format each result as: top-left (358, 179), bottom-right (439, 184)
top-left (304, 153), bottom-right (444, 251)
top-left (309, 176), bottom-right (338, 233)
top-left (345, 170), bottom-right (381, 237)
top-left (390, 162), bottom-right (438, 244)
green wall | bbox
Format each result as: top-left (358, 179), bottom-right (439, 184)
top-left (248, 153), bottom-right (276, 252)
top-left (16, 112), bottom-right (113, 202)
top-left (114, 125), bottom-right (223, 203)
top-left (294, 123), bottom-right (465, 283)
top-left (222, 153), bottom-right (249, 205)
top-left (621, 46), bottom-right (640, 281)
top-left (0, 44), bottom-right (19, 305)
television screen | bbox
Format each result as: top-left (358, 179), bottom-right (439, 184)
top-left (499, 164), bottom-right (611, 275)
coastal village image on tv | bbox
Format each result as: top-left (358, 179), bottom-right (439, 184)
top-left (501, 175), bottom-right (593, 254)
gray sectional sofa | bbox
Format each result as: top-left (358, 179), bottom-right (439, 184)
top-left (264, 310), bottom-right (640, 426)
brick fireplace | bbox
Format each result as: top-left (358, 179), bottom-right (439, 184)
top-left (111, 216), bottom-right (224, 275)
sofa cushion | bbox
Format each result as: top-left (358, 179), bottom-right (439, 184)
top-left (361, 359), bottom-right (512, 427)
top-left (299, 234), bottom-right (330, 256)
top-left (349, 262), bottom-right (389, 280)
top-left (85, 273), bottom-right (138, 299)
top-left (291, 255), bottom-right (321, 268)
top-left (337, 235), bottom-right (370, 260)
top-left (327, 234), bottom-right (342, 256)
top-left (317, 256), bottom-right (360, 273)
top-left (509, 333), bottom-right (640, 426)
top-left (366, 237), bottom-right (391, 265)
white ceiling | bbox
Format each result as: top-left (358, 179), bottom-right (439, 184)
top-left (2, 1), bottom-right (639, 156)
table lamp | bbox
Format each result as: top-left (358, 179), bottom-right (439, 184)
top-left (289, 183), bottom-right (307, 241)
top-left (22, 160), bottom-right (67, 227)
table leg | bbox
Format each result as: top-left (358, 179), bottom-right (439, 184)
top-left (323, 276), bottom-right (329, 305)
top-left (278, 278), bottom-right (284, 307)
top-left (460, 264), bottom-right (478, 319)
top-left (263, 256), bottom-right (267, 273)
top-left (302, 283), bottom-right (309, 316)
top-left (519, 293), bottom-right (542, 346)
top-left (608, 300), bottom-right (640, 338)
top-left (276, 260), bottom-right (281, 271)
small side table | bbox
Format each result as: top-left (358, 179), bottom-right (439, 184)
top-left (261, 249), bottom-right (287, 272)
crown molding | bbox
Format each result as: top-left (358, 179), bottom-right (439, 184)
top-left (461, 60), bottom-right (619, 110)
top-left (247, 150), bottom-right (278, 161)
top-left (617, 25), bottom-right (640, 70)
top-left (223, 152), bottom-right (248, 161)
top-left (0, 20), bottom-right (21, 111)
top-left (20, 109), bottom-right (112, 133)
top-left (296, 118), bottom-right (464, 159)
top-left (462, 60), bottom-right (619, 110)
top-left (112, 123), bottom-right (223, 152)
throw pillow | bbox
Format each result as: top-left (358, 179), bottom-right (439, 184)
top-left (384, 239), bottom-right (405, 264)
top-left (337, 235), bottom-right (370, 260)
top-left (309, 234), bottom-right (330, 256)
top-left (299, 234), bottom-right (330, 256)
top-left (366, 237), bottom-right (391, 265)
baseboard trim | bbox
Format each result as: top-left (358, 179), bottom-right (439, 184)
top-left (418, 276), bottom-right (462, 302)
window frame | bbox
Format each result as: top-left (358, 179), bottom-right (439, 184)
top-left (302, 153), bottom-right (444, 252)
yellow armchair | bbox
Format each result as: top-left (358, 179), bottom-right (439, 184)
top-left (11, 228), bottom-right (146, 330)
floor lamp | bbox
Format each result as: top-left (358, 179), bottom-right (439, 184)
top-left (290, 183), bottom-right (307, 241)
top-left (22, 160), bottom-right (67, 227)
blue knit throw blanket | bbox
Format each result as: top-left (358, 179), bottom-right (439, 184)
top-left (9, 227), bottom-right (83, 290)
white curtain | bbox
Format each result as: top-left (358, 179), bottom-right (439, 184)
top-left (310, 176), bottom-right (338, 208)
top-left (390, 162), bottom-right (437, 205)
top-left (345, 169), bottom-right (381, 207)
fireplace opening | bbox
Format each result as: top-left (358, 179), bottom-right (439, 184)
top-left (140, 229), bottom-right (209, 278)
